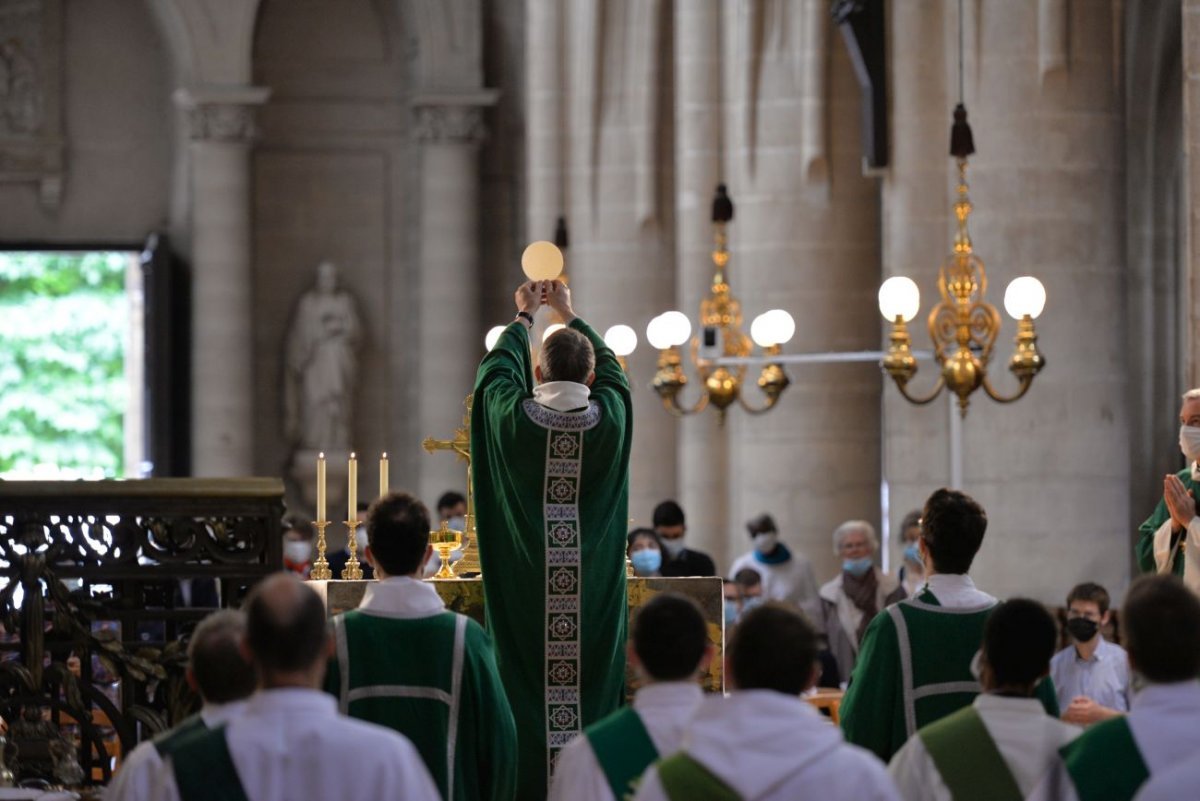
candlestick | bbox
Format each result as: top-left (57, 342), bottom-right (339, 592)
top-left (347, 452), bottom-right (357, 522)
top-left (316, 452), bottom-right (326, 523)
top-left (379, 452), bottom-right (389, 499)
top-left (309, 520), bottom-right (332, 581)
top-left (341, 518), bottom-right (363, 580)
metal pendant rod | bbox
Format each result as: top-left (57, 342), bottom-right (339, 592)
top-left (707, 349), bottom-right (936, 367)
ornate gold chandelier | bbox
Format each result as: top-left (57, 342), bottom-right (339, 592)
top-left (648, 185), bottom-right (795, 420)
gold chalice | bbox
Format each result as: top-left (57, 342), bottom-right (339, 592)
top-left (430, 521), bottom-right (463, 579)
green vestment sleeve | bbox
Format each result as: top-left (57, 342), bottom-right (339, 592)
top-left (1135, 467), bottom-right (1192, 576)
top-left (460, 621), bottom-right (518, 801)
top-left (839, 609), bottom-right (905, 761)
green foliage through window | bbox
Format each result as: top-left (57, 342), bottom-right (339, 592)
top-left (0, 251), bottom-right (132, 479)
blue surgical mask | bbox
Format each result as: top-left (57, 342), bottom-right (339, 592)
top-left (843, 557), bottom-right (874, 577)
top-left (630, 549), bottom-right (662, 575)
top-left (724, 600), bottom-right (738, 626)
top-left (740, 596), bottom-right (764, 614)
top-left (903, 544), bottom-right (921, 564)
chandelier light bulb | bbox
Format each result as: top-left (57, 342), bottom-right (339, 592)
top-left (603, 324), bottom-right (638, 357)
top-left (764, 309), bottom-right (795, 346)
top-left (658, 311), bottom-right (693, 347)
top-left (878, 276), bottom-right (921, 322)
top-left (521, 241), bottom-right (564, 281)
top-left (646, 315), bottom-right (673, 350)
top-left (543, 323), bottom-right (566, 343)
top-left (485, 325), bottom-right (506, 351)
top-left (1003, 276), bottom-right (1046, 320)
top-left (750, 312), bottom-right (775, 347)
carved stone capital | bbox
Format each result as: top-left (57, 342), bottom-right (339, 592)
top-left (412, 90), bottom-right (500, 145)
top-left (173, 85), bottom-right (271, 143)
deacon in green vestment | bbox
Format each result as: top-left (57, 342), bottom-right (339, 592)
top-left (325, 492), bottom-right (517, 801)
top-left (471, 280), bottom-right (633, 799)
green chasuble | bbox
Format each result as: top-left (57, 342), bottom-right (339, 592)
top-left (324, 609), bottom-right (517, 801)
top-left (471, 318), bottom-right (633, 799)
top-left (1058, 717), bottom-right (1150, 801)
top-left (1134, 466), bottom-right (1193, 576)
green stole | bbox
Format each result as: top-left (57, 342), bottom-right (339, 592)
top-left (656, 753), bottom-right (741, 801)
top-left (169, 727), bottom-right (249, 801)
top-left (1059, 717), bottom-right (1150, 801)
top-left (585, 707), bottom-right (657, 800)
top-left (919, 705), bottom-right (1021, 801)
top-left (152, 714), bottom-right (207, 758)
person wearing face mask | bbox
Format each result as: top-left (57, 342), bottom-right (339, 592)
top-left (627, 528), bottom-right (665, 577)
top-left (816, 520), bottom-right (906, 686)
top-left (282, 518), bottom-right (315, 578)
top-left (1049, 582), bottom-right (1131, 726)
top-left (418, 490), bottom-right (470, 578)
top-left (728, 513), bottom-right (819, 611)
top-left (547, 593), bottom-right (712, 801)
top-left (652, 500), bottom-right (717, 577)
top-left (1136, 388), bottom-right (1200, 593)
top-left (896, 510), bottom-right (925, 597)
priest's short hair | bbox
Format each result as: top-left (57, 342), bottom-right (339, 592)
top-left (920, 488), bottom-right (987, 575)
top-left (728, 603), bottom-right (818, 695)
top-left (983, 598), bottom-right (1057, 690)
top-left (631, 593), bottom-right (707, 681)
top-left (540, 327), bottom-right (595, 384)
top-left (244, 573), bottom-right (329, 675)
top-left (366, 492), bottom-right (432, 576)
top-left (1123, 575), bottom-right (1200, 683)
top-left (188, 609), bottom-right (256, 703)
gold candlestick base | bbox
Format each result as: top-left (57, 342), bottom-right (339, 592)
top-left (341, 519), bottom-right (364, 580)
top-left (309, 520), bottom-right (332, 580)
top-left (430, 522), bottom-right (463, 580)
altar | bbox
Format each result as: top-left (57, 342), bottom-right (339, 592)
top-left (310, 576), bottom-right (725, 693)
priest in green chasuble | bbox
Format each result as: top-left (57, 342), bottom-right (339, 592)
top-left (471, 280), bottom-right (633, 799)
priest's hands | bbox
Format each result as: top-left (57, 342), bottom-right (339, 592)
top-left (1164, 474), bottom-right (1196, 532)
top-left (515, 282), bottom-right (542, 315)
top-left (544, 280), bottom-right (577, 323)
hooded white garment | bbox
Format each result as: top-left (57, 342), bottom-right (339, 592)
top-left (150, 688), bottom-right (440, 801)
top-left (634, 690), bottom-right (899, 801)
top-left (728, 549), bottom-right (819, 609)
top-left (1132, 758), bottom-right (1200, 801)
top-left (1150, 463), bottom-right (1200, 594)
top-left (357, 574), bottom-right (446, 618)
top-left (105, 700), bottom-right (249, 801)
top-left (533, 380), bottom-right (591, 411)
top-left (547, 682), bottom-right (704, 801)
top-left (887, 694), bottom-right (1080, 801)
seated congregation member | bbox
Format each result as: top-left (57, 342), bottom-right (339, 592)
top-left (106, 610), bottom-right (256, 801)
top-left (1033, 575), bottom-right (1200, 801)
top-left (840, 488), bottom-right (1057, 762)
top-left (325, 492), bottom-right (516, 801)
top-left (729, 513), bottom-right (819, 609)
top-left (282, 517), bottom-right (314, 578)
top-left (896, 510), bottom-right (925, 597)
top-left (634, 603), bottom-right (899, 801)
top-left (723, 568), bottom-right (765, 628)
top-left (548, 593), bottom-right (711, 801)
top-left (156, 573), bottom-right (439, 801)
top-left (1051, 582), bottom-right (1131, 725)
top-left (817, 519), bottom-right (906, 685)
top-left (628, 528), bottom-right (667, 577)
top-left (653, 500), bottom-right (717, 577)
top-left (889, 599), bottom-right (1079, 801)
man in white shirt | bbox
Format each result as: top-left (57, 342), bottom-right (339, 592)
top-left (889, 599), bottom-right (1080, 800)
top-left (635, 603), bottom-right (899, 801)
top-left (548, 593), bottom-right (711, 801)
top-left (729, 513), bottom-right (819, 610)
top-left (152, 573), bottom-right (440, 801)
top-left (1050, 582), bottom-right (1131, 725)
top-left (106, 610), bottom-right (256, 801)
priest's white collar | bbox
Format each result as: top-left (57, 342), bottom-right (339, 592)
top-left (533, 381), bottom-right (592, 412)
top-left (357, 575), bottom-right (446, 619)
top-left (923, 573), bottom-right (997, 609)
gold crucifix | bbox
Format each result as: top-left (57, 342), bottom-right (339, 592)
top-left (422, 395), bottom-right (480, 575)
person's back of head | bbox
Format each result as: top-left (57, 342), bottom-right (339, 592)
top-left (1123, 575), bottom-right (1200, 684)
top-left (728, 603), bottom-right (818, 695)
top-left (539, 328), bottom-right (595, 384)
top-left (631, 593), bottom-right (709, 682)
top-left (981, 598), bottom-right (1057, 694)
top-left (652, 500), bottom-right (686, 529)
top-left (243, 573), bottom-right (330, 685)
top-left (188, 609), bottom-right (257, 703)
top-left (366, 492), bottom-right (432, 577)
top-left (921, 488), bottom-right (987, 574)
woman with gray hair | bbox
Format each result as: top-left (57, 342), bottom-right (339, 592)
top-left (817, 519), bottom-right (906, 685)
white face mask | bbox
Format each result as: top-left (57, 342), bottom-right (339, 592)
top-left (283, 540), bottom-right (312, 564)
top-left (753, 532), bottom-right (779, 554)
top-left (661, 537), bottom-right (686, 559)
top-left (446, 515), bottom-right (466, 533)
top-left (1181, 425), bottom-right (1200, 463)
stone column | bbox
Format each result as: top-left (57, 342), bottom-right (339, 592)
top-left (526, 0), bottom-right (565, 240)
top-left (1185, 0), bottom-right (1200, 384)
top-left (175, 85), bottom-right (269, 477)
top-left (413, 93), bottom-right (498, 506)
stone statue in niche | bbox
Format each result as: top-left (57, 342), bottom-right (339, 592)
top-left (0, 38), bottom-right (41, 134)
top-left (283, 261), bottom-right (363, 451)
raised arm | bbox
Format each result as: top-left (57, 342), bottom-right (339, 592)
top-left (473, 282), bottom-right (541, 400)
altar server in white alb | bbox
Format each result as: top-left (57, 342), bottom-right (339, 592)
top-left (634, 603), bottom-right (899, 801)
top-left (1031, 575), bottom-right (1200, 801)
top-left (888, 599), bottom-right (1080, 801)
top-left (548, 593), bottom-right (711, 801)
top-left (152, 573), bottom-right (440, 801)
top-left (105, 610), bottom-right (256, 801)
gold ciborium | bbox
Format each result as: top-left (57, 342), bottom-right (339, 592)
top-left (430, 521), bottom-right (463, 579)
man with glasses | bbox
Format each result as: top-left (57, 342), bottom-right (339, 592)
top-left (1050, 582), bottom-right (1130, 726)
